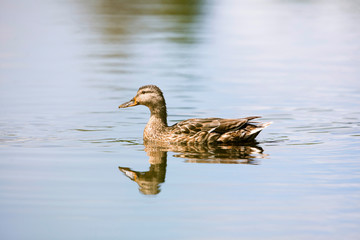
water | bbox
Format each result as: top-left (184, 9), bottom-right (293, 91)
top-left (1, 0), bottom-right (360, 239)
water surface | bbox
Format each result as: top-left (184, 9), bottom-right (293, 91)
top-left (1, 0), bottom-right (360, 239)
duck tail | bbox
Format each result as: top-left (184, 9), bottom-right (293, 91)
top-left (247, 121), bottom-right (273, 141)
top-left (257, 121), bottom-right (272, 130)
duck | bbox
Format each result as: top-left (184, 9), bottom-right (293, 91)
top-left (118, 85), bottom-right (271, 145)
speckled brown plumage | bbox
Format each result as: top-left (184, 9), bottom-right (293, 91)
top-left (119, 85), bottom-right (271, 145)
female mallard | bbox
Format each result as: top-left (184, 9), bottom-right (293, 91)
top-left (119, 85), bottom-right (271, 145)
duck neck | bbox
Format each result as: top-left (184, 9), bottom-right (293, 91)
top-left (147, 104), bottom-right (168, 129)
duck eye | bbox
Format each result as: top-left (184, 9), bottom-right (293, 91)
top-left (141, 91), bottom-right (145, 94)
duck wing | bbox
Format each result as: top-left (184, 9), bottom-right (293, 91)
top-left (172, 117), bottom-right (260, 134)
top-left (168, 116), bottom-right (264, 144)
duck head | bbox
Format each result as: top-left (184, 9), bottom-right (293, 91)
top-left (118, 85), bottom-right (166, 110)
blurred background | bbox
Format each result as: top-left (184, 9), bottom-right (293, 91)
top-left (1, 0), bottom-right (360, 239)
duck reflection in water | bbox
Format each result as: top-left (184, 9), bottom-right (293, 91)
top-left (119, 146), bottom-right (167, 195)
top-left (118, 143), bottom-right (268, 195)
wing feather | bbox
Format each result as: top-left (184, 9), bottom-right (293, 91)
top-left (171, 117), bottom-right (255, 134)
top-left (168, 117), bottom-right (267, 144)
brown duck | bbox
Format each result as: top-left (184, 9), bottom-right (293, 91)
top-left (119, 85), bottom-right (271, 145)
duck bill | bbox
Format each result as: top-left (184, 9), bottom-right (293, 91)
top-left (118, 97), bottom-right (138, 108)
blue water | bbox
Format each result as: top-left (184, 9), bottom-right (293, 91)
top-left (1, 0), bottom-right (360, 239)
